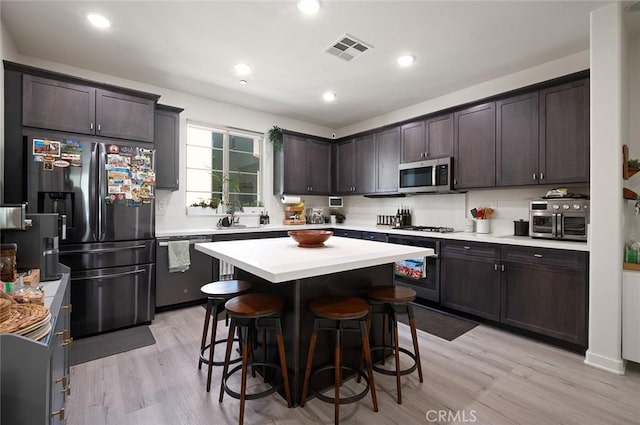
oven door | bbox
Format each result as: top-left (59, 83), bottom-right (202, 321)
top-left (530, 212), bottom-right (554, 238)
top-left (560, 213), bottom-right (588, 241)
top-left (388, 235), bottom-right (440, 302)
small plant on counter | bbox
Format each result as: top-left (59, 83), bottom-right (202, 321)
top-left (329, 209), bottom-right (346, 223)
top-left (189, 198), bottom-right (219, 209)
top-left (268, 125), bottom-right (283, 152)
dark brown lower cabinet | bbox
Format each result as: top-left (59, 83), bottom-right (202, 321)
top-left (440, 241), bottom-right (588, 347)
top-left (441, 241), bottom-right (501, 321)
top-left (500, 246), bottom-right (587, 346)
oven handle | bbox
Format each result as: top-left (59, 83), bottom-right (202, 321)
top-left (70, 269), bottom-right (146, 281)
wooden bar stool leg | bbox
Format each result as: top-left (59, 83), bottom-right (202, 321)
top-left (408, 305), bottom-right (423, 382)
top-left (381, 313), bottom-right (387, 365)
top-left (206, 302), bottom-right (220, 392)
top-left (392, 313), bottom-right (402, 404)
top-left (300, 320), bottom-right (319, 407)
top-left (334, 326), bottom-right (341, 425)
top-left (360, 320), bottom-right (378, 413)
top-left (219, 320), bottom-right (237, 402)
top-left (275, 319), bottom-right (292, 408)
top-left (238, 326), bottom-right (250, 425)
top-left (199, 298), bottom-right (213, 370)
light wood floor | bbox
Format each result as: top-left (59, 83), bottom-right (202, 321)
top-left (67, 306), bottom-right (640, 425)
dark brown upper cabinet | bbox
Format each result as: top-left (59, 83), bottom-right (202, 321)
top-left (400, 113), bottom-right (453, 163)
top-left (23, 74), bottom-right (155, 143)
top-left (375, 127), bottom-right (401, 193)
top-left (496, 92), bottom-right (539, 186)
top-left (453, 102), bottom-right (496, 189)
top-left (539, 79), bottom-right (590, 184)
top-left (155, 104), bottom-right (184, 191)
top-left (335, 135), bottom-right (375, 195)
top-left (274, 133), bottom-right (331, 195)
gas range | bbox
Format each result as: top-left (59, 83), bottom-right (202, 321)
top-left (396, 225), bottom-right (455, 233)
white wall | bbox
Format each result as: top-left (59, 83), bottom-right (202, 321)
top-left (586, 2), bottom-right (626, 374)
top-left (6, 54), bottom-right (334, 231)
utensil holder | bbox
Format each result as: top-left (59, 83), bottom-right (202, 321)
top-left (476, 219), bottom-right (490, 234)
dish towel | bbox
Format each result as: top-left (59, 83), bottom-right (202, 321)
top-left (167, 240), bottom-right (190, 273)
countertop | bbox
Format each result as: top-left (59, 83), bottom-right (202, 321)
top-left (159, 223), bottom-right (589, 252)
top-left (195, 236), bottom-right (434, 283)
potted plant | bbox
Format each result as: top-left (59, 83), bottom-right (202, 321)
top-left (329, 209), bottom-right (346, 224)
top-left (187, 198), bottom-right (220, 215)
top-left (268, 125), bottom-right (283, 152)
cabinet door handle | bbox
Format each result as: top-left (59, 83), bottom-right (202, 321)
top-left (61, 304), bottom-right (72, 313)
top-left (501, 265), bottom-right (505, 272)
top-left (463, 246), bottom-right (471, 250)
top-left (90, 122), bottom-right (94, 131)
top-left (62, 337), bottom-right (74, 347)
top-left (55, 376), bottom-right (67, 387)
top-left (534, 253), bottom-right (543, 258)
top-left (540, 172), bottom-right (544, 180)
top-left (97, 123), bottom-right (101, 132)
top-left (533, 173), bottom-right (537, 180)
top-left (494, 264), bottom-right (498, 271)
top-left (62, 385), bottom-right (71, 396)
top-left (51, 408), bottom-right (65, 421)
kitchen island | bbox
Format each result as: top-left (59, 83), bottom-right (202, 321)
top-left (195, 236), bottom-right (433, 404)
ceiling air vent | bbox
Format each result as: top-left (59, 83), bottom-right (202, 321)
top-left (324, 34), bottom-right (373, 62)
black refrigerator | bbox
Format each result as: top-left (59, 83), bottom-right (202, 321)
top-left (26, 135), bottom-right (155, 338)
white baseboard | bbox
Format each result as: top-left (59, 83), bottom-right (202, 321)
top-left (584, 350), bottom-right (626, 374)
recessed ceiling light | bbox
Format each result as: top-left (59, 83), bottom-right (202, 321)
top-left (87, 13), bottom-right (111, 29)
top-left (396, 55), bottom-right (415, 68)
top-left (234, 63), bottom-right (252, 76)
top-left (297, 0), bottom-right (321, 15)
top-left (323, 92), bottom-right (336, 102)
top-left (239, 80), bottom-right (248, 85)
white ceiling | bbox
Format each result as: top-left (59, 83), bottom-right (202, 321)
top-left (0, 1), bottom-right (620, 129)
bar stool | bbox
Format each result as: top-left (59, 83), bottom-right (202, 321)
top-left (198, 280), bottom-right (252, 392)
top-left (219, 293), bottom-right (292, 425)
top-left (300, 296), bottom-right (378, 425)
top-left (366, 285), bottom-right (423, 404)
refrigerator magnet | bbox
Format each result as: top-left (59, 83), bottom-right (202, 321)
top-left (53, 160), bottom-right (70, 168)
top-left (108, 145), bottom-right (120, 154)
top-left (43, 161), bottom-right (54, 171)
top-left (33, 139), bottom-right (61, 159)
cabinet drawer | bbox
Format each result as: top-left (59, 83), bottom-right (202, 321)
top-left (501, 246), bottom-right (587, 270)
top-left (443, 240), bottom-right (500, 258)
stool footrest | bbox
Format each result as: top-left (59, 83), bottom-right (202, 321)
top-left (222, 361), bottom-right (284, 401)
top-left (309, 365), bottom-right (371, 405)
top-left (200, 338), bottom-right (242, 367)
top-left (370, 345), bottom-right (418, 376)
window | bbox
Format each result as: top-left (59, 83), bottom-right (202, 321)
top-left (186, 122), bottom-right (262, 210)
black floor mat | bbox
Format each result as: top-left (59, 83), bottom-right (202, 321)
top-left (398, 304), bottom-right (478, 341)
top-left (70, 325), bottom-right (156, 366)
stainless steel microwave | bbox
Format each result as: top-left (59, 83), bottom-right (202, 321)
top-left (530, 199), bottom-right (589, 241)
top-left (398, 157), bottom-right (452, 193)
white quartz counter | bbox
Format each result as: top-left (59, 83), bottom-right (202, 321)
top-left (160, 223), bottom-right (589, 252)
top-left (195, 236), bottom-right (433, 283)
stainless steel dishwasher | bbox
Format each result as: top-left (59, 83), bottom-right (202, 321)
top-left (156, 235), bottom-right (214, 309)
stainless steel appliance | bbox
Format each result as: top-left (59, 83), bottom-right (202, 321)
top-left (530, 199), bottom-right (589, 241)
top-left (388, 234), bottom-right (440, 302)
top-left (25, 135), bottom-right (156, 338)
top-left (398, 157), bottom-right (452, 193)
top-left (2, 213), bottom-right (65, 281)
top-left (155, 235), bottom-right (213, 309)
top-left (0, 204), bottom-right (28, 230)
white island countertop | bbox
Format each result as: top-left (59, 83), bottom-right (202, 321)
top-left (195, 236), bottom-right (433, 283)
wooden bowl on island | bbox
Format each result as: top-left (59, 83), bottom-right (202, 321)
top-left (288, 230), bottom-right (333, 248)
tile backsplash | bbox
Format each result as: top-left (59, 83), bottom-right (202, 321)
top-left (299, 184), bottom-right (590, 236)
